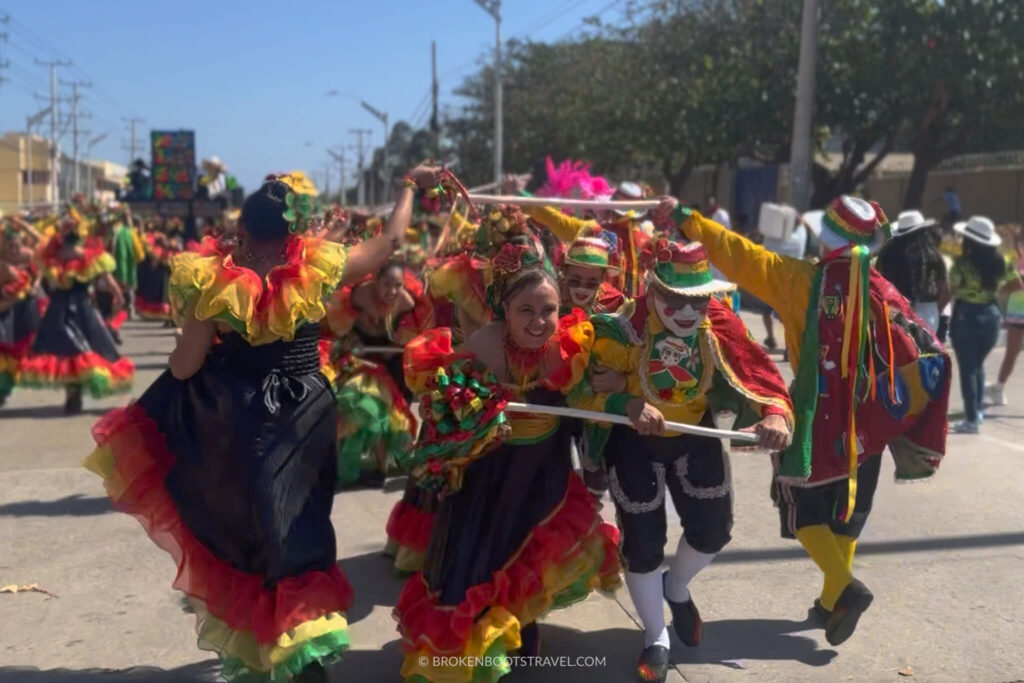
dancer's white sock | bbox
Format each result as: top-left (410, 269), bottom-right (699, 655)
top-left (664, 537), bottom-right (716, 603)
top-left (624, 570), bottom-right (670, 648)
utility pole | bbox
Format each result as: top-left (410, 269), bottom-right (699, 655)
top-left (86, 132), bottom-right (108, 201)
top-left (62, 79), bottom-right (92, 195)
top-left (431, 41), bottom-right (440, 135)
top-left (360, 101), bottom-right (389, 200)
top-left (472, 0), bottom-right (502, 185)
top-left (36, 58), bottom-right (72, 208)
top-left (122, 116), bottom-right (146, 165)
top-left (322, 161), bottom-right (331, 199)
top-left (327, 147), bottom-right (346, 205)
top-left (25, 106), bottom-right (49, 208)
top-left (349, 128), bottom-right (371, 206)
top-left (788, 0), bottom-right (819, 211)
top-left (0, 28), bottom-right (10, 93)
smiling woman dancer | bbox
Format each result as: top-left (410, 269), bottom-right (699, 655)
top-left (84, 165), bottom-right (442, 683)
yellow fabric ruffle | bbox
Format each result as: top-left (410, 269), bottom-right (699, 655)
top-left (401, 607), bottom-right (521, 683)
top-left (170, 238), bottom-right (348, 346)
top-left (44, 251), bottom-right (115, 288)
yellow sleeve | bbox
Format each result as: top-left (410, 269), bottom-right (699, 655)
top-left (680, 211), bottom-right (815, 327)
top-left (523, 205), bottom-right (597, 243)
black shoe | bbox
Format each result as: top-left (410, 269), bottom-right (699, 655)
top-left (108, 326), bottom-right (122, 345)
top-left (810, 598), bottom-right (831, 626)
top-left (294, 661), bottom-right (329, 683)
top-left (764, 336), bottom-right (778, 351)
top-left (64, 388), bottom-right (83, 415)
top-left (358, 468), bottom-right (386, 489)
top-left (663, 572), bottom-right (702, 646)
top-left (518, 622), bottom-right (541, 657)
top-left (582, 467), bottom-right (608, 497)
top-left (825, 578), bottom-right (873, 646)
top-left (636, 644), bottom-right (670, 682)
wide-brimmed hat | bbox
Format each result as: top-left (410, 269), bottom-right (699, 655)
top-left (892, 210), bottom-right (937, 238)
top-left (641, 239), bottom-right (736, 296)
top-left (819, 196), bottom-right (891, 252)
top-left (564, 226), bottom-right (615, 270)
top-left (954, 215), bottom-right (1001, 247)
top-left (612, 181), bottom-right (646, 216)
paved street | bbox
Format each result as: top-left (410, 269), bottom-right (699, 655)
top-left (1, 316), bottom-right (1022, 682)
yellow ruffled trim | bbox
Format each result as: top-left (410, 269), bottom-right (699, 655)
top-left (401, 607), bottom-right (521, 683)
top-left (561, 316), bottom-right (595, 393)
top-left (426, 261), bottom-right (493, 329)
top-left (170, 239), bottom-right (348, 346)
top-left (45, 251), bottom-right (115, 287)
top-left (192, 601), bottom-right (348, 671)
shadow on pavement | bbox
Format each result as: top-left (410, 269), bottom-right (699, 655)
top-left (0, 494), bottom-right (112, 517)
top-left (327, 638), bottom-right (405, 681)
top-left (132, 362), bottom-right (169, 371)
top-left (0, 660), bottom-right (220, 682)
top-left (675, 615), bottom-right (837, 669)
top-left (0, 405), bottom-right (109, 419)
top-left (338, 550), bottom-right (410, 626)
top-left (706, 531), bottom-right (1024, 564)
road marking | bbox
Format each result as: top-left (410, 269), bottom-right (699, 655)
top-left (979, 433), bottom-right (1024, 453)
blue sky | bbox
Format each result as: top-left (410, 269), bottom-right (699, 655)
top-left (0, 0), bottom-right (624, 192)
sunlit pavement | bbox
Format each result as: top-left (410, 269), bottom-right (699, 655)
top-left (1, 316), bottom-right (1021, 682)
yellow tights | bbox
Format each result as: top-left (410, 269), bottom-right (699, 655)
top-left (795, 525), bottom-right (854, 610)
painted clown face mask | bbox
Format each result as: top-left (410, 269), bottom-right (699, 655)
top-left (652, 289), bottom-right (710, 337)
top-left (562, 264), bottom-right (604, 308)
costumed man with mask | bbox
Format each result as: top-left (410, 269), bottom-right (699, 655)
top-left (659, 195), bottom-right (951, 647)
top-left (573, 240), bottom-right (793, 683)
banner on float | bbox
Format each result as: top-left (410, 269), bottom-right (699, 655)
top-left (151, 130), bottom-right (196, 201)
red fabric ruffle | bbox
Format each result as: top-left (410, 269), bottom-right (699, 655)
top-left (19, 352), bottom-right (134, 384)
top-left (135, 296), bottom-right (171, 317)
top-left (385, 500), bottom-right (436, 554)
top-left (91, 404), bottom-right (354, 643)
top-left (393, 474), bottom-right (619, 655)
top-left (106, 309), bottom-right (128, 330)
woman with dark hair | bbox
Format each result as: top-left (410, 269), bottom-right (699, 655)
top-left (0, 218), bottom-right (45, 406)
top-left (84, 165), bottom-right (442, 682)
top-left (875, 210), bottom-right (950, 333)
top-left (19, 216), bottom-right (133, 413)
top-left (949, 216), bottom-right (1018, 434)
top-left (325, 258), bottom-right (432, 490)
top-left (394, 238), bottom-right (620, 683)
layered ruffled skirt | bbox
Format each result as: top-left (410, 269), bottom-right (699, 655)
top-left (393, 422), bottom-right (621, 683)
top-left (84, 329), bottom-right (352, 681)
top-left (136, 258), bottom-right (171, 320)
top-left (0, 296), bottom-right (44, 400)
top-left (22, 284), bottom-right (133, 397)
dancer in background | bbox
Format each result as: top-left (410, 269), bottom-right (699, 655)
top-left (875, 210), bottom-right (949, 334)
top-left (20, 216), bottom-right (133, 413)
top-left (84, 165), bottom-right (441, 683)
top-left (986, 224), bottom-right (1024, 408)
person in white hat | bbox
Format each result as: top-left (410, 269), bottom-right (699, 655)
top-left (949, 216), bottom-right (1021, 432)
top-left (875, 210), bottom-right (950, 333)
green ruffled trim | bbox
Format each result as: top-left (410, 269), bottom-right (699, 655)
top-left (335, 385), bottom-right (413, 487)
top-left (219, 629), bottom-right (350, 682)
top-left (168, 283), bottom-right (251, 334)
top-left (18, 371), bottom-right (132, 398)
top-left (409, 637), bottom-right (512, 683)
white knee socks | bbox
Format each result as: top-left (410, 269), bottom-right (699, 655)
top-left (664, 537), bottom-right (716, 603)
top-left (624, 570), bottom-right (670, 648)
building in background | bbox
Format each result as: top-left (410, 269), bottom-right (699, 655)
top-left (0, 132), bottom-right (55, 214)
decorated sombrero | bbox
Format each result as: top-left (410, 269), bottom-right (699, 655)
top-left (820, 196), bottom-right (892, 251)
top-left (564, 226), bottom-right (615, 270)
top-left (641, 239), bottom-right (736, 296)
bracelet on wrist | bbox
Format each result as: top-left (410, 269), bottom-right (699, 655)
top-left (402, 176), bottom-right (419, 191)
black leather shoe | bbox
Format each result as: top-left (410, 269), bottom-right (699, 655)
top-left (825, 579), bottom-right (873, 645)
top-left (810, 598), bottom-right (831, 626)
top-left (636, 644), bottom-right (670, 682)
top-left (663, 571), bottom-right (702, 646)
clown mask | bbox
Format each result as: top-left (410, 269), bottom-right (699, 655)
top-left (652, 289), bottom-right (710, 337)
top-left (561, 264), bottom-right (603, 309)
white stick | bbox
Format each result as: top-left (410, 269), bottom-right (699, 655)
top-left (504, 402), bottom-right (760, 443)
top-left (467, 194), bottom-right (661, 211)
top-left (355, 346), bottom-right (405, 355)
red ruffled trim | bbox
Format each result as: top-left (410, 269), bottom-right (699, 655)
top-left (135, 296), bottom-right (171, 317)
top-left (91, 404), bottom-right (355, 643)
top-left (543, 308), bottom-right (591, 391)
top-left (394, 271), bottom-right (435, 345)
top-left (39, 236), bottom-right (109, 276)
top-left (386, 500), bottom-right (436, 553)
top-left (19, 352), bottom-right (134, 384)
top-left (1, 267), bottom-right (33, 300)
top-left (325, 282), bottom-right (359, 338)
top-left (106, 309), bottom-right (128, 330)
top-left (393, 474), bottom-right (619, 655)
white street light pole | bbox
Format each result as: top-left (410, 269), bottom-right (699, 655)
top-left (472, 0), bottom-right (502, 186)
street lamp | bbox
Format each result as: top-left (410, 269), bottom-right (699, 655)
top-left (472, 0), bottom-right (502, 186)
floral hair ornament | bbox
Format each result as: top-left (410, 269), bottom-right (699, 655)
top-left (266, 171), bottom-right (318, 234)
top-left (415, 166), bottom-right (478, 221)
top-left (475, 203), bottom-right (530, 256)
top-left (488, 237), bottom-right (555, 316)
